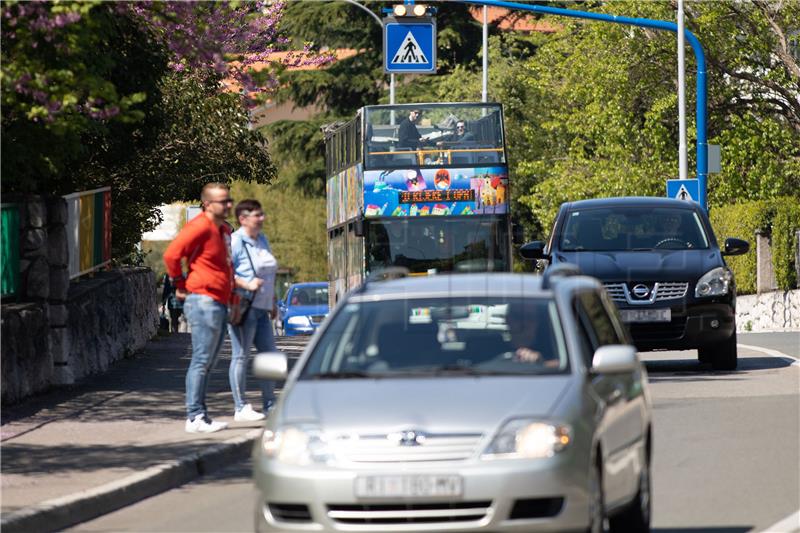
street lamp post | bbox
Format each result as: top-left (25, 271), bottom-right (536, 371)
top-left (339, 0), bottom-right (395, 104)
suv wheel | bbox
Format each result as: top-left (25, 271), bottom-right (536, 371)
top-left (703, 332), bottom-right (737, 371)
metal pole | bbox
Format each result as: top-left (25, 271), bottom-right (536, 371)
top-left (482, 6), bottom-right (488, 102)
top-left (457, 0), bottom-right (709, 210)
top-left (390, 74), bottom-right (395, 105)
top-left (677, 0), bottom-right (687, 181)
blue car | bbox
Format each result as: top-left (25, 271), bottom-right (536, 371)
top-left (276, 282), bottom-right (329, 336)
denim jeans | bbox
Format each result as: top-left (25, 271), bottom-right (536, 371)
top-left (183, 294), bottom-right (228, 420)
top-left (227, 307), bottom-right (277, 412)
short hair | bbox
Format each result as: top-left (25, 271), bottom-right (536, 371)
top-left (200, 182), bottom-right (229, 202)
top-left (235, 199), bottom-right (262, 220)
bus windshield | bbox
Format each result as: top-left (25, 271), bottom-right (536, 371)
top-left (365, 104), bottom-right (505, 169)
top-left (366, 216), bottom-right (509, 274)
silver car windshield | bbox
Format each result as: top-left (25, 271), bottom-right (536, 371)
top-left (300, 297), bottom-right (569, 379)
top-left (561, 207), bottom-right (710, 251)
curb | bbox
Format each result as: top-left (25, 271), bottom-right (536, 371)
top-left (0, 429), bottom-right (262, 533)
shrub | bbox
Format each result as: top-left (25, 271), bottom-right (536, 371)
top-left (709, 197), bottom-right (799, 294)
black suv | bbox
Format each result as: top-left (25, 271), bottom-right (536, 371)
top-left (521, 197), bottom-right (749, 370)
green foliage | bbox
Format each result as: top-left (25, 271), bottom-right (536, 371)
top-left (1, 3), bottom-right (168, 190)
top-left (770, 198), bottom-right (800, 291)
top-left (709, 198), bottom-right (799, 294)
top-left (229, 180), bottom-right (327, 281)
top-left (709, 201), bottom-right (769, 295)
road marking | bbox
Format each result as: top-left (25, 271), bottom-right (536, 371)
top-left (737, 343), bottom-right (800, 366)
top-left (760, 509), bottom-right (800, 532)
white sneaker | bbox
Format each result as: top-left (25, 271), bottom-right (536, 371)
top-left (234, 404), bottom-right (266, 422)
top-left (185, 414), bottom-right (228, 433)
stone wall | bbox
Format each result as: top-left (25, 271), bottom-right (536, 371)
top-left (1, 195), bottom-right (158, 405)
top-left (1, 303), bottom-right (52, 404)
top-left (737, 290), bottom-right (800, 333)
top-left (61, 268), bottom-right (158, 382)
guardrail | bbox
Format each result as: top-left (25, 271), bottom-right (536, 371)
top-left (64, 187), bottom-right (111, 279)
top-left (1, 203), bottom-right (20, 297)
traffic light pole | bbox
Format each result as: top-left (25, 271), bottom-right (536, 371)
top-left (459, 0), bottom-right (709, 210)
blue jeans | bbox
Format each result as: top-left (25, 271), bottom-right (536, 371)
top-left (183, 294), bottom-right (228, 420)
top-left (227, 307), bottom-right (277, 412)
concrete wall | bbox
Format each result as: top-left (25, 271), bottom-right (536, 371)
top-left (737, 290), bottom-right (800, 333)
top-left (1, 195), bottom-right (158, 405)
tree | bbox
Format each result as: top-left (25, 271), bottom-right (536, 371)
top-left (2, 1), bottom-right (328, 257)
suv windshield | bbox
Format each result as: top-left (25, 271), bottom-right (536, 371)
top-left (366, 216), bottom-right (509, 274)
top-left (561, 207), bottom-right (710, 251)
top-left (299, 297), bottom-right (568, 379)
top-left (365, 104), bottom-right (505, 169)
top-left (289, 286), bottom-right (328, 306)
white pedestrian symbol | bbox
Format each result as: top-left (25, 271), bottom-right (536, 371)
top-left (675, 184), bottom-right (693, 201)
top-left (391, 31), bottom-right (428, 64)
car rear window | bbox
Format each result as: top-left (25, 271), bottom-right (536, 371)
top-left (561, 207), bottom-right (709, 251)
top-left (299, 297), bottom-right (569, 379)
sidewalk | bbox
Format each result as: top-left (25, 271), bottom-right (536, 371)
top-left (0, 332), bottom-right (307, 533)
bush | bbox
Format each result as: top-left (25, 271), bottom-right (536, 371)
top-left (709, 198), bottom-right (800, 294)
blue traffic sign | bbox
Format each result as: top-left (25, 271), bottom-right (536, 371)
top-left (384, 18), bottom-right (436, 74)
top-left (667, 179), bottom-right (700, 203)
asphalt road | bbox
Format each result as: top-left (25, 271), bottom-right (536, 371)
top-left (69, 332), bottom-right (799, 533)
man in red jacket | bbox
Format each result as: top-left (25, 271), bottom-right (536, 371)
top-left (164, 183), bottom-right (234, 433)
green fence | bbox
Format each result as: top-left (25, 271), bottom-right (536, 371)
top-left (1, 203), bottom-right (20, 298)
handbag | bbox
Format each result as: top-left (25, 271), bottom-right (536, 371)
top-left (229, 241), bottom-right (257, 326)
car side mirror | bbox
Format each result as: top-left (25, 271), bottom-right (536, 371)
top-left (722, 237), bottom-right (749, 256)
top-left (519, 241), bottom-right (548, 261)
top-left (591, 345), bottom-right (638, 374)
top-left (253, 352), bottom-right (288, 380)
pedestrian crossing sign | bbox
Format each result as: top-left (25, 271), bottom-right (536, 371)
top-left (384, 18), bottom-right (436, 74)
top-left (666, 179), bottom-right (700, 204)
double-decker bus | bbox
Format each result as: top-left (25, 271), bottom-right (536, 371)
top-left (324, 102), bottom-right (512, 304)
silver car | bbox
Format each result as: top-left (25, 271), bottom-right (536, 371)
top-left (253, 271), bottom-right (652, 532)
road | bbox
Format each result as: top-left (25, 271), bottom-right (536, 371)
top-left (69, 332), bottom-right (799, 533)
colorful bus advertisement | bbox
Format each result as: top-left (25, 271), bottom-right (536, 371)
top-left (363, 166), bottom-right (508, 218)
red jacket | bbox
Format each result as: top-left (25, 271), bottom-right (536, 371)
top-left (163, 214), bottom-right (233, 305)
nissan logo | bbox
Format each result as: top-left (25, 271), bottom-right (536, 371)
top-left (632, 284), bottom-right (651, 298)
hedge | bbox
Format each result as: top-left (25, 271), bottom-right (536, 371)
top-left (709, 197), bottom-right (800, 294)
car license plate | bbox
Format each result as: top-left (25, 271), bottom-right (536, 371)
top-left (620, 308), bottom-right (671, 323)
top-left (355, 475), bottom-right (463, 498)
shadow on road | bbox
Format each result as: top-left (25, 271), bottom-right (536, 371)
top-left (643, 355), bottom-right (792, 382)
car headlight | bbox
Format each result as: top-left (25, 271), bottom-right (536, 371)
top-left (482, 419), bottom-right (571, 459)
top-left (695, 267), bottom-right (732, 297)
top-left (260, 425), bottom-right (333, 465)
top-left (287, 316), bottom-right (311, 326)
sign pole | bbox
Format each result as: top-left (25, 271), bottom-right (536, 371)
top-left (677, 0), bottom-right (687, 181)
top-left (482, 6), bottom-right (488, 103)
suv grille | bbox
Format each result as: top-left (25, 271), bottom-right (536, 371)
top-left (604, 282), bottom-right (688, 303)
top-left (327, 501), bottom-right (492, 525)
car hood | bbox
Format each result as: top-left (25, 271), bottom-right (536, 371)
top-left (281, 376), bottom-right (573, 434)
top-left (554, 249), bottom-right (722, 282)
top-left (283, 304), bottom-right (328, 318)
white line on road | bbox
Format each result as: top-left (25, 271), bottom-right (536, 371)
top-left (738, 343), bottom-right (800, 366)
top-left (760, 509), bottom-right (800, 533)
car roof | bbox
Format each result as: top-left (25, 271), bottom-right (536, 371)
top-left (351, 273), bottom-right (554, 300)
top-left (564, 196), bottom-right (700, 210)
top-left (290, 282), bottom-right (327, 288)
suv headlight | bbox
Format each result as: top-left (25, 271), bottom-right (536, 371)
top-left (482, 419), bottom-right (571, 459)
top-left (695, 267), bottom-right (732, 297)
top-left (287, 316), bottom-right (311, 326)
top-left (260, 425), bottom-right (333, 465)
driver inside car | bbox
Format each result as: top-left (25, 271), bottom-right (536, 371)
top-left (503, 302), bottom-right (560, 368)
top-left (655, 212), bottom-right (693, 248)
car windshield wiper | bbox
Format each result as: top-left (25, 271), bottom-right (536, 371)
top-left (306, 371), bottom-right (375, 380)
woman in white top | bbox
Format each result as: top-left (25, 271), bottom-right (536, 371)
top-left (228, 199), bottom-right (279, 421)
